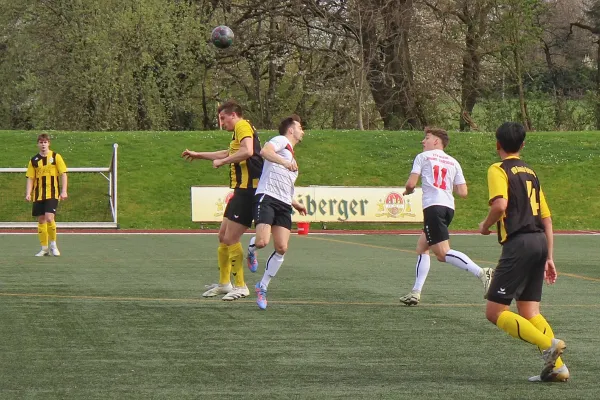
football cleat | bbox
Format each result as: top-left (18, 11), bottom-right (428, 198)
top-left (202, 283), bottom-right (233, 297)
top-left (247, 250), bottom-right (258, 273)
top-left (35, 248), bottom-right (49, 257)
top-left (221, 285), bottom-right (250, 301)
top-left (255, 282), bottom-right (268, 310)
top-left (49, 246), bottom-right (61, 257)
top-left (539, 338), bottom-right (567, 381)
top-left (481, 267), bottom-right (494, 299)
top-left (528, 364), bottom-right (569, 382)
top-left (399, 290), bottom-right (421, 306)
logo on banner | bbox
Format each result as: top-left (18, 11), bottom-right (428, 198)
top-left (376, 192), bottom-right (415, 218)
top-left (214, 191), bottom-right (234, 217)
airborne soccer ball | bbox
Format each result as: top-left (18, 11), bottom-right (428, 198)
top-left (211, 25), bottom-right (234, 49)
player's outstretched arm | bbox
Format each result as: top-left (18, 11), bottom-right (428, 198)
top-left (182, 149), bottom-right (228, 162)
top-left (213, 137), bottom-right (253, 168)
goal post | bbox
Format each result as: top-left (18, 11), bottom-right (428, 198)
top-left (0, 143), bottom-right (118, 229)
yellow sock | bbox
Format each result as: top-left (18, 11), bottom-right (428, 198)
top-left (47, 220), bottom-right (57, 242)
top-left (529, 314), bottom-right (564, 368)
top-left (38, 223), bottom-right (48, 247)
top-left (218, 244), bottom-right (231, 285)
top-left (496, 311), bottom-right (552, 349)
top-left (228, 242), bottom-right (245, 287)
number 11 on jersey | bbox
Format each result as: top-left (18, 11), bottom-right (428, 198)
top-left (433, 165), bottom-right (448, 189)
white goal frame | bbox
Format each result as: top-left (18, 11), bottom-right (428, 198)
top-left (0, 143), bottom-right (119, 229)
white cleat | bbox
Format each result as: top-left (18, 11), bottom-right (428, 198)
top-left (49, 246), bottom-right (61, 256)
top-left (35, 248), bottom-right (49, 257)
top-left (480, 267), bottom-right (494, 299)
top-left (528, 364), bottom-right (570, 382)
top-left (202, 283), bottom-right (233, 297)
top-left (222, 285), bottom-right (250, 301)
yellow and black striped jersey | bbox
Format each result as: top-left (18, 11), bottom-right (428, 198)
top-left (228, 119), bottom-right (263, 189)
top-left (26, 151), bottom-right (67, 201)
top-left (487, 156), bottom-right (550, 244)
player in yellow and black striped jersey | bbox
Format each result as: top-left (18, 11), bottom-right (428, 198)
top-left (25, 133), bottom-right (68, 257)
top-left (225, 118), bottom-right (263, 190)
top-left (478, 122), bottom-right (568, 382)
top-left (181, 100), bottom-right (263, 301)
top-left (487, 158), bottom-right (550, 244)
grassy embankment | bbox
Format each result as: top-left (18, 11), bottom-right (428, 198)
top-left (0, 130), bottom-right (598, 230)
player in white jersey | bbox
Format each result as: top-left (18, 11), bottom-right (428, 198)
top-left (399, 127), bottom-right (493, 306)
top-left (246, 115), bottom-right (307, 310)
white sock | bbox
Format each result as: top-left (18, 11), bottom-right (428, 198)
top-left (248, 236), bottom-right (256, 254)
top-left (260, 251), bottom-right (284, 288)
top-left (444, 249), bottom-right (482, 277)
top-left (49, 241), bottom-right (57, 248)
top-left (412, 254), bottom-right (431, 292)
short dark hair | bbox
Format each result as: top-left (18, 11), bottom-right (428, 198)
top-left (37, 133), bottom-right (50, 143)
top-left (278, 114), bottom-right (302, 135)
top-left (495, 122), bottom-right (525, 153)
top-left (424, 126), bottom-right (449, 148)
top-left (217, 100), bottom-right (243, 117)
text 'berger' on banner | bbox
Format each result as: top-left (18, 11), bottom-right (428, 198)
top-left (191, 186), bottom-right (423, 223)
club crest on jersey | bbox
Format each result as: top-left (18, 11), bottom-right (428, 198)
top-left (49, 157), bottom-right (54, 164)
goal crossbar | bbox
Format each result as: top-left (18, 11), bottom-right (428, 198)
top-left (0, 143), bottom-right (118, 229)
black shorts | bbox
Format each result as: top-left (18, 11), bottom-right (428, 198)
top-left (423, 205), bottom-right (454, 245)
top-left (223, 188), bottom-right (256, 228)
top-left (32, 199), bottom-right (59, 217)
top-left (253, 194), bottom-right (292, 230)
top-left (487, 232), bottom-right (548, 305)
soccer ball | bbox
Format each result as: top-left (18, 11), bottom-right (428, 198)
top-left (211, 25), bottom-right (234, 49)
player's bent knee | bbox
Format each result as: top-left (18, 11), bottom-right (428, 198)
top-left (274, 245), bottom-right (287, 254)
top-left (485, 310), bottom-right (497, 324)
top-left (220, 231), bottom-right (245, 246)
top-left (485, 302), bottom-right (506, 324)
top-left (222, 237), bottom-right (242, 246)
top-left (432, 248), bottom-right (448, 262)
top-left (255, 238), bottom-right (269, 249)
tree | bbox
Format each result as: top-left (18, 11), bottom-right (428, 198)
top-left (424, 0), bottom-right (495, 131)
top-left (570, 0), bottom-right (600, 128)
top-left (360, 0), bottom-right (427, 129)
top-left (490, 0), bottom-right (546, 131)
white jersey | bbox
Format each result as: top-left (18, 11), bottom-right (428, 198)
top-left (410, 149), bottom-right (466, 210)
top-left (256, 135), bottom-right (298, 205)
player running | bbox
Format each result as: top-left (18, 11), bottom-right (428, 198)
top-left (399, 127), bottom-right (493, 306)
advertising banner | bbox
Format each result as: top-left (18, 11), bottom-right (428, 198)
top-left (191, 186), bottom-right (423, 223)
